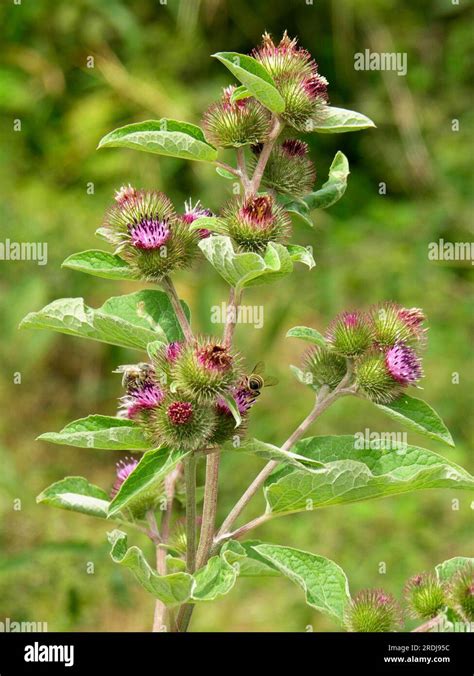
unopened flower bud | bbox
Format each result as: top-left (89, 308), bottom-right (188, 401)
top-left (252, 139), bottom-right (316, 197)
top-left (222, 194), bottom-right (291, 252)
top-left (447, 565), bottom-right (474, 622)
top-left (370, 302), bottom-right (423, 349)
top-left (355, 350), bottom-right (401, 403)
top-left (253, 32), bottom-right (328, 131)
top-left (302, 346), bottom-right (347, 390)
top-left (149, 397), bottom-right (217, 452)
top-left (404, 573), bottom-right (446, 620)
top-left (326, 311), bottom-right (372, 357)
top-left (344, 589), bottom-right (403, 632)
top-left (202, 85), bottom-right (271, 148)
top-left (171, 339), bottom-right (241, 402)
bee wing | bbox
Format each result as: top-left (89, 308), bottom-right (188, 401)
top-left (251, 361), bottom-right (266, 375)
top-left (263, 375), bottom-right (279, 387)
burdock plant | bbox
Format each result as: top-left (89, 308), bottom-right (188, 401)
top-left (21, 33), bottom-right (473, 633)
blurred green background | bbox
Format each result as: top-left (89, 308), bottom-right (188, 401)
top-left (0, 0), bottom-right (472, 632)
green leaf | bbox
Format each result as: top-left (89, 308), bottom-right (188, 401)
top-left (216, 166), bottom-right (237, 180)
top-left (219, 393), bottom-right (242, 428)
top-left (37, 477), bottom-right (110, 519)
top-left (109, 530), bottom-right (193, 606)
top-left (224, 437), bottom-right (324, 471)
top-left (187, 216), bottom-right (227, 235)
top-left (286, 244), bottom-right (316, 269)
top-left (108, 448), bottom-right (187, 517)
top-left (435, 557), bottom-right (474, 583)
top-left (303, 152), bottom-right (350, 210)
top-left (230, 85), bottom-right (251, 103)
top-left (98, 119), bottom-right (217, 162)
top-left (264, 435), bottom-right (474, 515)
top-left (253, 544), bottom-right (350, 622)
top-left (212, 52), bottom-right (285, 113)
top-left (37, 415), bottom-right (149, 450)
top-left (199, 235), bottom-right (308, 293)
top-left (306, 106), bottom-right (376, 133)
top-left (192, 541), bottom-right (246, 602)
top-left (286, 325), bottom-right (327, 347)
top-left (375, 394), bottom-right (455, 447)
top-left (233, 541), bottom-right (280, 577)
top-left (62, 250), bottom-right (138, 281)
top-left (108, 531), bottom-right (246, 605)
top-left (20, 290), bottom-right (190, 350)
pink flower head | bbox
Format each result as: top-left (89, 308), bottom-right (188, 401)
top-left (111, 457), bottom-right (139, 497)
top-left (114, 184), bottom-right (138, 207)
top-left (122, 382), bottom-right (164, 418)
top-left (217, 386), bottom-right (255, 416)
top-left (221, 85), bottom-right (248, 111)
top-left (166, 341), bottom-right (183, 363)
top-left (167, 401), bottom-right (194, 425)
top-left (385, 343), bottom-right (422, 385)
top-left (398, 307), bottom-right (427, 340)
top-left (182, 199), bottom-right (213, 238)
top-left (302, 73), bottom-right (329, 102)
top-left (129, 218), bottom-right (170, 250)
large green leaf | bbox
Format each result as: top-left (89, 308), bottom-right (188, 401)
top-left (435, 557), bottom-right (474, 583)
top-left (199, 235), bottom-right (312, 293)
top-left (233, 540), bottom-right (280, 577)
top-left (286, 325), bottom-right (327, 347)
top-left (109, 530), bottom-right (193, 606)
top-left (62, 250), bottom-right (138, 281)
top-left (20, 290), bottom-right (189, 350)
top-left (264, 435), bottom-right (474, 515)
top-left (306, 106), bottom-right (376, 133)
top-left (254, 544), bottom-right (350, 622)
top-left (108, 448), bottom-right (187, 517)
top-left (98, 119), bottom-right (217, 162)
top-left (37, 415), bottom-right (149, 450)
top-left (212, 52), bottom-right (285, 113)
top-left (223, 437), bottom-right (324, 471)
top-left (108, 531), bottom-right (246, 606)
top-left (303, 152), bottom-right (349, 210)
top-left (375, 395), bottom-right (454, 447)
top-left (37, 477), bottom-right (110, 519)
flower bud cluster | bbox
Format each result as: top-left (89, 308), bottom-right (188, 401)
top-left (252, 32), bottom-right (329, 131)
top-left (115, 338), bottom-right (257, 457)
top-left (301, 303), bottom-right (427, 402)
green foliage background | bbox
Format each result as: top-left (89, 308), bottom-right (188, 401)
top-left (0, 0), bottom-right (472, 631)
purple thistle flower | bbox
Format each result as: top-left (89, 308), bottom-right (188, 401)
top-left (385, 343), bottom-right (422, 385)
top-left (182, 199), bottom-right (213, 238)
top-left (123, 382), bottom-right (164, 418)
top-left (111, 457), bottom-right (138, 498)
top-left (217, 386), bottom-right (256, 416)
top-left (129, 218), bottom-right (170, 250)
top-left (166, 341), bottom-right (183, 363)
top-left (167, 401), bottom-right (194, 425)
top-left (281, 139), bottom-right (308, 157)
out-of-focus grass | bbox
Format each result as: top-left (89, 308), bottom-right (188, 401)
top-left (0, 0), bottom-right (472, 631)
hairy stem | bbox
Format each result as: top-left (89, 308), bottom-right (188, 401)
top-left (214, 379), bottom-right (351, 545)
top-left (411, 614), bottom-right (445, 633)
top-left (161, 275), bottom-right (193, 343)
top-left (223, 287), bottom-right (242, 347)
top-left (249, 116), bottom-right (283, 194)
top-left (214, 160), bottom-right (242, 179)
top-left (195, 452), bottom-right (221, 569)
top-left (236, 148), bottom-right (251, 196)
top-left (184, 455), bottom-right (197, 574)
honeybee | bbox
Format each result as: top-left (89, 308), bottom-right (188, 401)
top-left (113, 363), bottom-right (154, 390)
top-left (244, 361), bottom-right (279, 397)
